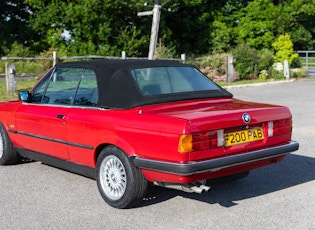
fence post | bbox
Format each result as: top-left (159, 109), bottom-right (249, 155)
top-left (53, 51), bottom-right (57, 66)
top-left (121, 51), bottom-right (126, 59)
top-left (181, 54), bottom-right (186, 63)
top-left (226, 55), bottom-right (234, 83)
top-left (306, 51), bottom-right (309, 70)
top-left (284, 60), bottom-right (290, 80)
top-left (5, 63), bottom-right (17, 93)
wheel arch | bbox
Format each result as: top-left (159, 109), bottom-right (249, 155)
top-left (93, 136), bottom-right (136, 165)
top-left (96, 145), bottom-right (148, 208)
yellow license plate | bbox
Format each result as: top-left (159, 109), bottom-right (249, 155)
top-left (225, 128), bottom-right (264, 147)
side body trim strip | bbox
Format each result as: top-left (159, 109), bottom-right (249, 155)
top-left (9, 130), bottom-right (94, 150)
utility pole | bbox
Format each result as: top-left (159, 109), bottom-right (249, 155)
top-left (148, 1), bottom-right (161, 60)
top-left (138, 0), bottom-right (162, 60)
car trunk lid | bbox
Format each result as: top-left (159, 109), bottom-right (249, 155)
top-left (141, 98), bottom-right (291, 132)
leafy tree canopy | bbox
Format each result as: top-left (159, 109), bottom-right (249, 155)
top-left (25, 0), bottom-right (151, 56)
top-left (211, 0), bottom-right (315, 52)
top-left (272, 33), bottom-right (299, 64)
top-left (0, 0), bottom-right (38, 56)
top-left (1, 0), bottom-right (315, 57)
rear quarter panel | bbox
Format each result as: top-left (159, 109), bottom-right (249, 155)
top-left (66, 107), bottom-right (190, 167)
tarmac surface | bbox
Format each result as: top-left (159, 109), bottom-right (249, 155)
top-left (0, 78), bottom-right (314, 230)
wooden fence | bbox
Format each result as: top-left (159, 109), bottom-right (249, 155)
top-left (0, 51), bottom-right (191, 78)
top-left (0, 52), bottom-right (236, 93)
top-left (0, 52), bottom-right (196, 92)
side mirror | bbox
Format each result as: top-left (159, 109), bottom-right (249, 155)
top-left (18, 91), bottom-right (30, 102)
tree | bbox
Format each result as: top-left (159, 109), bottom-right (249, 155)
top-left (0, 0), bottom-right (38, 56)
top-left (210, 0), bottom-right (315, 52)
top-left (162, 0), bottom-right (230, 55)
top-left (272, 33), bottom-right (299, 64)
top-left (209, 20), bottom-right (233, 53)
top-left (238, 0), bottom-right (280, 49)
top-left (26, 0), bottom-right (151, 56)
top-left (4, 0), bottom-right (315, 57)
top-left (25, 0), bottom-right (228, 56)
top-left (282, 0), bottom-right (315, 50)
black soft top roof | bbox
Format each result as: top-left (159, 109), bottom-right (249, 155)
top-left (55, 59), bottom-right (232, 108)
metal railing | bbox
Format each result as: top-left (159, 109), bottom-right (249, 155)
top-left (297, 51), bottom-right (315, 76)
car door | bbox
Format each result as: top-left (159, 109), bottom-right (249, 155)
top-left (65, 69), bottom-right (99, 166)
top-left (15, 67), bottom-right (85, 160)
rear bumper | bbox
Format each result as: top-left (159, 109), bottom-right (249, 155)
top-left (132, 141), bottom-right (299, 176)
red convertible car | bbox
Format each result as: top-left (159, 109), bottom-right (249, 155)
top-left (0, 60), bottom-right (299, 208)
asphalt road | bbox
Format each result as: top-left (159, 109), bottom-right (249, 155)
top-left (1, 79), bottom-right (314, 230)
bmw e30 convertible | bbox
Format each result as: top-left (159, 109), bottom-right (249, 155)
top-left (0, 60), bottom-right (299, 208)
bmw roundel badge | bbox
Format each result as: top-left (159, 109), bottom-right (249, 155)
top-left (242, 113), bottom-right (251, 123)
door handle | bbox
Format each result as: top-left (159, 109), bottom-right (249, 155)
top-left (56, 114), bottom-right (66, 119)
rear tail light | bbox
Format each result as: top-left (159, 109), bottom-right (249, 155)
top-left (178, 134), bottom-right (193, 153)
top-left (178, 129), bottom-right (224, 153)
top-left (268, 118), bottom-right (292, 137)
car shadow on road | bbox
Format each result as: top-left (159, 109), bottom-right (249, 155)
top-left (14, 157), bottom-right (35, 165)
top-left (139, 153), bottom-right (315, 208)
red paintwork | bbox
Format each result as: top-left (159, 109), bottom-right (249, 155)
top-left (0, 96), bottom-right (293, 183)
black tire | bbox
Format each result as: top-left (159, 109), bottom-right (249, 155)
top-left (0, 123), bottom-right (21, 165)
top-left (96, 146), bottom-right (147, 209)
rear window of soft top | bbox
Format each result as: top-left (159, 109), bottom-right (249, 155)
top-left (131, 66), bottom-right (220, 96)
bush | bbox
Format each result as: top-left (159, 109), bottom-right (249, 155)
top-left (0, 60), bottom-right (45, 76)
top-left (193, 53), bottom-right (231, 82)
top-left (0, 43), bottom-right (55, 76)
top-left (258, 70), bottom-right (268, 80)
top-left (290, 57), bottom-right (302, 68)
top-left (231, 44), bottom-right (260, 80)
top-left (2, 42), bottom-right (33, 57)
top-left (272, 33), bottom-right (299, 64)
top-left (197, 53), bottom-right (226, 72)
top-left (291, 67), bottom-right (306, 78)
top-left (258, 49), bottom-right (274, 72)
top-left (155, 42), bottom-right (176, 59)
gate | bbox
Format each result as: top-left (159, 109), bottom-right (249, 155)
top-left (296, 51), bottom-right (315, 77)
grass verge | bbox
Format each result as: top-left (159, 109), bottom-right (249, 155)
top-left (0, 79), bottom-right (37, 102)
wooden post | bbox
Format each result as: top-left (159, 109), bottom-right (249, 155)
top-left (6, 63), bottom-right (17, 93)
top-left (53, 51), bottom-right (57, 66)
top-left (138, 1), bottom-right (162, 60)
top-left (121, 51), bottom-right (126, 59)
top-left (148, 1), bottom-right (162, 60)
top-left (284, 60), bottom-right (290, 80)
top-left (226, 55), bottom-right (234, 83)
top-left (181, 54), bottom-right (186, 63)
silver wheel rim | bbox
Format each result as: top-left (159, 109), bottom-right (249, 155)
top-left (0, 133), bottom-right (3, 159)
top-left (99, 155), bottom-right (127, 201)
